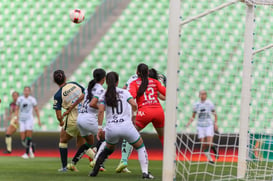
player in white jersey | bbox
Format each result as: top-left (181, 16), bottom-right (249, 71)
top-left (14, 86), bottom-right (42, 159)
top-left (89, 72), bottom-right (154, 179)
top-left (186, 90), bottom-right (218, 163)
top-left (66, 68), bottom-right (106, 172)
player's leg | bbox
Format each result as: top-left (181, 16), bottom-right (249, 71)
top-left (4, 124), bottom-right (17, 153)
top-left (129, 129), bottom-right (154, 179)
top-left (67, 135), bottom-right (95, 172)
top-left (58, 128), bottom-right (73, 172)
top-left (25, 130), bottom-right (33, 157)
top-left (198, 126), bottom-right (213, 162)
top-left (90, 143), bottom-right (115, 177)
top-left (152, 108), bottom-right (165, 145)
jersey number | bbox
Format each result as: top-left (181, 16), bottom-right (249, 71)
top-left (144, 87), bottom-right (155, 101)
top-left (112, 99), bottom-right (123, 115)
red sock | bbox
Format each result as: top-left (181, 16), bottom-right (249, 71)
top-left (159, 136), bottom-right (164, 146)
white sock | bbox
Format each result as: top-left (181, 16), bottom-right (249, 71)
top-left (95, 141), bottom-right (106, 161)
top-left (204, 150), bottom-right (213, 162)
top-left (85, 148), bottom-right (96, 159)
top-left (137, 146), bottom-right (148, 174)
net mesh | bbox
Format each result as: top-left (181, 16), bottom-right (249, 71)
top-left (175, 1), bottom-right (273, 180)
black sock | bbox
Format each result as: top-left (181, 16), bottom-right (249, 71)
top-left (59, 148), bottom-right (68, 168)
top-left (96, 140), bottom-right (104, 151)
top-left (31, 143), bottom-right (35, 153)
top-left (72, 143), bottom-right (90, 165)
top-left (90, 148), bottom-right (113, 176)
top-left (212, 146), bottom-right (218, 156)
top-left (26, 138), bottom-right (32, 154)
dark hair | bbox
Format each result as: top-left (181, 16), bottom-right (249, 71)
top-left (87, 68), bottom-right (106, 101)
top-left (137, 63), bottom-right (149, 97)
top-left (24, 86), bottom-right (31, 91)
top-left (105, 72), bottom-right (119, 107)
top-left (53, 70), bottom-right (66, 85)
top-left (12, 91), bottom-right (19, 96)
top-left (149, 68), bottom-right (158, 80)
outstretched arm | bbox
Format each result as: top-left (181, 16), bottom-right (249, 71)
top-left (97, 104), bottom-right (105, 140)
top-left (186, 112), bottom-right (196, 127)
top-left (34, 106), bottom-right (42, 127)
top-left (128, 98), bottom-right (138, 125)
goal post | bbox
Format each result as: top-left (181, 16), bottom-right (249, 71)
top-left (162, 0), bottom-right (181, 180)
top-left (237, 3), bottom-right (254, 178)
top-left (165, 0), bottom-right (273, 180)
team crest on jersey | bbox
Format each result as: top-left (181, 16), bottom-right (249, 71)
top-left (138, 111), bottom-right (145, 117)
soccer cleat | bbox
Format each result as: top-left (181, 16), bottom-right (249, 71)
top-left (67, 163), bottom-right (79, 172)
top-left (142, 172), bottom-right (154, 179)
top-left (58, 167), bottom-right (68, 172)
top-left (209, 160), bottom-right (215, 164)
top-left (29, 148), bottom-right (35, 159)
top-left (115, 162), bottom-right (128, 173)
top-left (121, 167), bottom-right (131, 173)
top-left (89, 160), bottom-right (96, 168)
top-left (21, 153), bottom-right (29, 159)
top-left (3, 150), bottom-right (11, 154)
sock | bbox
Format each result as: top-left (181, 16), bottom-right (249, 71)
top-left (72, 143), bottom-right (90, 165)
top-left (85, 148), bottom-right (96, 160)
top-left (136, 144), bottom-right (148, 174)
top-left (59, 143), bottom-right (68, 169)
top-left (25, 137), bottom-right (32, 154)
top-left (96, 140), bottom-right (104, 151)
top-left (94, 141), bottom-right (106, 161)
top-left (91, 147), bottom-right (114, 176)
top-left (158, 136), bottom-right (164, 146)
top-left (21, 139), bottom-right (27, 148)
top-left (204, 149), bottom-right (213, 162)
top-left (5, 135), bottom-right (12, 152)
top-left (121, 140), bottom-right (133, 164)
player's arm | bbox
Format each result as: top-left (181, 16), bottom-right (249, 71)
top-left (157, 80), bottom-right (166, 96)
top-left (128, 98), bottom-right (138, 125)
top-left (55, 110), bottom-right (64, 126)
top-left (34, 106), bottom-right (42, 127)
top-left (63, 93), bottom-right (84, 117)
top-left (14, 105), bottom-right (20, 124)
top-left (97, 103), bottom-right (105, 140)
top-left (212, 110), bottom-right (218, 131)
top-left (186, 112), bottom-right (196, 127)
top-left (158, 93), bottom-right (166, 101)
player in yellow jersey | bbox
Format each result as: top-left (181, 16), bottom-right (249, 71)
top-left (3, 91), bottom-right (19, 154)
top-left (53, 70), bottom-right (95, 172)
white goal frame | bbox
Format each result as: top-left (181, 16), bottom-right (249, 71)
top-left (163, 0), bottom-right (273, 180)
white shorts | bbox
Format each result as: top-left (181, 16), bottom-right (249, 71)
top-left (197, 125), bottom-right (214, 139)
top-left (19, 117), bottom-right (34, 132)
top-left (77, 115), bottom-right (98, 137)
top-left (105, 123), bottom-right (140, 145)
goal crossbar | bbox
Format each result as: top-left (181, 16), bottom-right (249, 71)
top-left (253, 43), bottom-right (273, 55)
top-left (180, 0), bottom-right (240, 26)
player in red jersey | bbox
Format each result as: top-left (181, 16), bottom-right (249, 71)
top-left (116, 63), bottom-right (166, 172)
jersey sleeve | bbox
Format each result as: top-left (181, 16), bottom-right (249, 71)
top-left (156, 80), bottom-right (166, 96)
top-left (32, 97), bottom-right (38, 107)
top-left (124, 90), bottom-right (133, 102)
top-left (71, 81), bottom-right (85, 93)
top-left (53, 93), bottom-right (62, 110)
top-left (210, 102), bottom-right (215, 112)
top-left (129, 81), bottom-right (137, 99)
top-left (193, 103), bottom-right (198, 113)
top-left (16, 97), bottom-right (21, 106)
top-left (94, 88), bottom-right (105, 99)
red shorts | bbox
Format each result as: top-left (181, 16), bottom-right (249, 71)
top-left (136, 106), bottom-right (165, 129)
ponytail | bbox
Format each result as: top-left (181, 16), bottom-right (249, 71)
top-left (137, 63), bottom-right (149, 98)
top-left (105, 72), bottom-right (119, 107)
top-left (87, 68), bottom-right (106, 101)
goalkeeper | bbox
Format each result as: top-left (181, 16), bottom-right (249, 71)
top-left (186, 90), bottom-right (218, 163)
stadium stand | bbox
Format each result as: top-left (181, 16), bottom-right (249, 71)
top-left (0, 0), bottom-right (101, 115)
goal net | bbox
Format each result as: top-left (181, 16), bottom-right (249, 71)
top-left (169, 0), bottom-right (273, 180)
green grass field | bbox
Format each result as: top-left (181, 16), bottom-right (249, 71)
top-left (0, 157), bottom-right (162, 181)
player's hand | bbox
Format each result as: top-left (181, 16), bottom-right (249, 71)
top-left (97, 128), bottom-right (103, 140)
top-left (59, 120), bottom-right (64, 127)
top-left (62, 110), bottom-right (70, 117)
top-left (214, 122), bottom-right (219, 132)
top-left (38, 119), bottom-right (42, 127)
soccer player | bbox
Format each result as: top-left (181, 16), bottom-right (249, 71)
top-left (3, 91), bottom-right (19, 154)
top-left (186, 90), bottom-right (218, 163)
top-left (89, 72), bottom-right (154, 179)
top-left (53, 70), bottom-right (94, 172)
top-left (116, 64), bottom-right (166, 173)
top-left (116, 68), bottom-right (166, 173)
top-left (14, 87), bottom-right (42, 159)
top-left (66, 68), bottom-right (106, 172)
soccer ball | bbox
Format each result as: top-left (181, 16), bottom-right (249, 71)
top-left (69, 9), bottom-right (85, 24)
